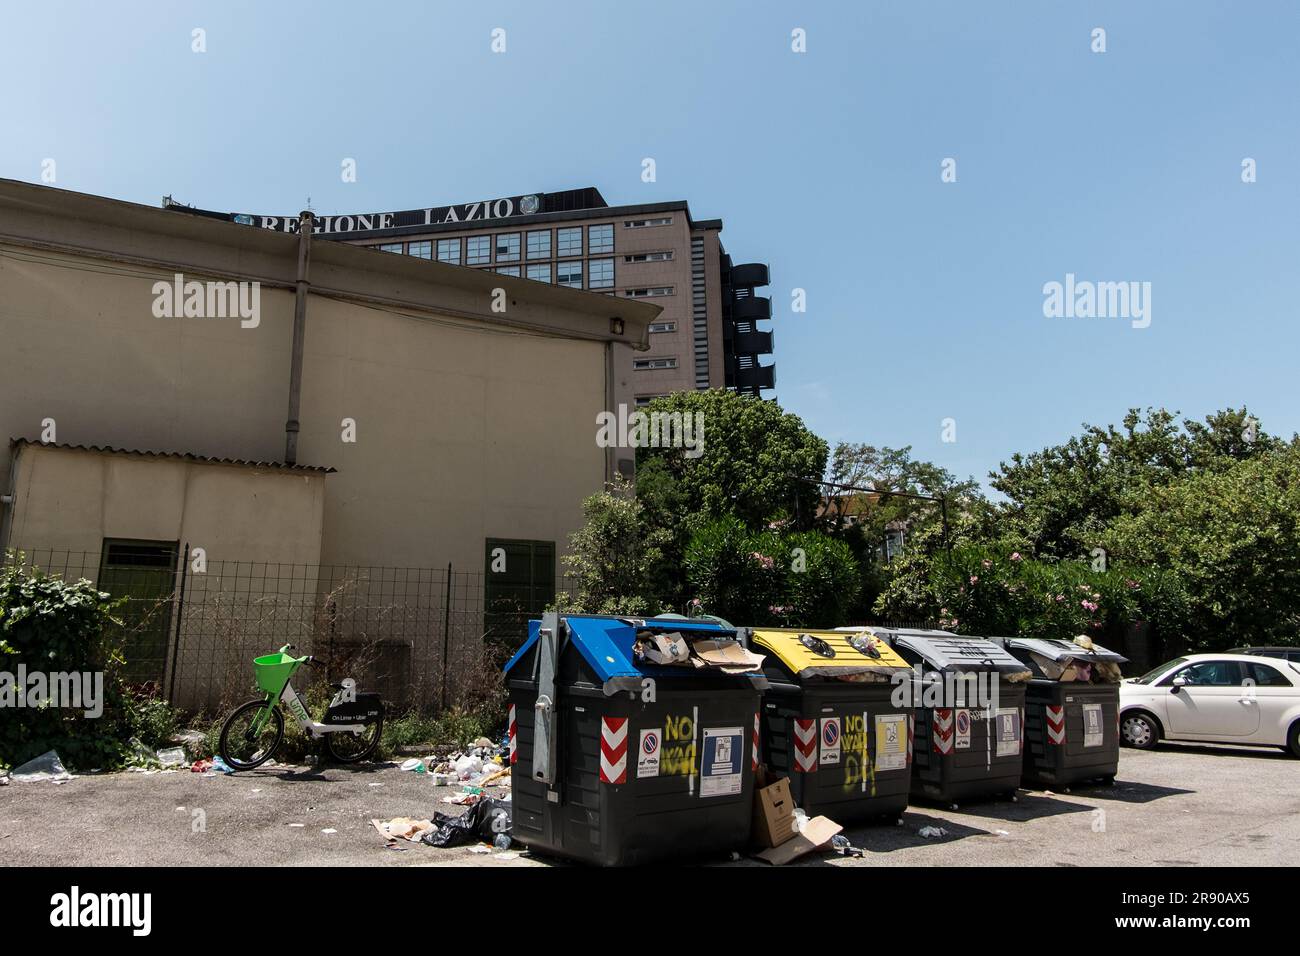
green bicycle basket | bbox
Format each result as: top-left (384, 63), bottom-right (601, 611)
top-left (252, 651), bottom-right (301, 697)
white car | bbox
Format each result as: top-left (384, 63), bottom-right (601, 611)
top-left (1120, 653), bottom-right (1300, 757)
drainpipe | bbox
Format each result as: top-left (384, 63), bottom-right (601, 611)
top-left (284, 210), bottom-right (314, 465)
top-left (0, 443), bottom-right (19, 553)
top-left (604, 342), bottom-right (616, 486)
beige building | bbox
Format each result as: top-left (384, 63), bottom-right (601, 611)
top-left (0, 179), bottom-right (661, 706)
top-left (166, 187), bottom-right (777, 404)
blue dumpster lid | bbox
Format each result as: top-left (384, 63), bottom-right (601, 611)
top-left (504, 615), bottom-right (749, 684)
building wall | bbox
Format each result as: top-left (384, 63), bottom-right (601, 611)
top-left (355, 210), bottom-right (715, 403)
top-left (6, 444), bottom-right (326, 567)
top-left (0, 242), bottom-right (607, 572)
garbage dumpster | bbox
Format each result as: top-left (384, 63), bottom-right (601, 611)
top-left (870, 628), bottom-right (1032, 807)
top-left (986, 635), bottom-right (1127, 789)
top-left (504, 613), bottom-right (766, 866)
top-left (742, 627), bottom-right (914, 824)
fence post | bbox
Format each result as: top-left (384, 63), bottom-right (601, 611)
top-left (166, 541), bottom-right (190, 705)
top-left (441, 562), bottom-right (452, 711)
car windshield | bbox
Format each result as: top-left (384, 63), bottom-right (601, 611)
top-left (1131, 657), bottom-right (1188, 684)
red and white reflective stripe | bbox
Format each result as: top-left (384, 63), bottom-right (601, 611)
top-left (1045, 705), bottom-right (1065, 745)
top-left (599, 717), bottom-right (628, 784)
top-left (793, 718), bottom-right (818, 772)
top-left (933, 708), bottom-right (954, 755)
top-left (907, 714), bottom-right (914, 765)
top-left (508, 704), bottom-right (518, 765)
top-left (752, 713), bottom-right (760, 771)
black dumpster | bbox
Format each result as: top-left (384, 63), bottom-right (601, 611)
top-left (871, 628), bottom-right (1032, 807)
top-left (742, 627), bottom-right (914, 824)
top-left (987, 635), bottom-right (1127, 789)
top-left (504, 613), bottom-right (766, 866)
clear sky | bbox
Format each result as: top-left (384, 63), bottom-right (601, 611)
top-left (3, 1), bottom-right (1297, 489)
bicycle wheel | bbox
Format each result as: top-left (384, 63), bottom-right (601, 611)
top-left (324, 714), bottom-right (384, 764)
top-left (219, 699), bottom-right (285, 770)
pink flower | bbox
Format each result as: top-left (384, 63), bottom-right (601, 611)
top-left (749, 552), bottom-right (775, 570)
top-left (1010, 552), bottom-right (1022, 562)
top-left (969, 575), bottom-right (979, 585)
top-left (981, 559), bottom-right (992, 569)
top-left (1081, 600), bottom-right (1098, 612)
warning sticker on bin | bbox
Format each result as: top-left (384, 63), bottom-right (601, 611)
top-left (995, 708), bottom-right (1021, 757)
top-left (1083, 704), bottom-right (1104, 748)
top-left (819, 717), bottom-right (842, 765)
top-left (701, 727), bottom-right (743, 797)
top-left (638, 728), bottom-right (662, 778)
top-left (874, 714), bottom-right (907, 772)
top-left (955, 709), bottom-right (972, 750)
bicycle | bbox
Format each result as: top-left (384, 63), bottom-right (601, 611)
top-left (218, 644), bottom-right (385, 770)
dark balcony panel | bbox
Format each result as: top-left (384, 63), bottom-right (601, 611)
top-left (733, 329), bottom-right (773, 355)
top-left (730, 262), bottom-right (770, 288)
top-left (734, 363), bottom-right (776, 391)
top-left (732, 295), bottom-right (772, 321)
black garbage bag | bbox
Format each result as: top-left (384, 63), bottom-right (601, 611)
top-left (420, 798), bottom-right (512, 848)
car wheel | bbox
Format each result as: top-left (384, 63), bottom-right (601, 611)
top-left (1287, 721), bottom-right (1300, 759)
top-left (1121, 712), bottom-right (1159, 750)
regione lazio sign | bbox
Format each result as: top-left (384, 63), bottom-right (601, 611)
top-left (229, 193), bottom-right (544, 237)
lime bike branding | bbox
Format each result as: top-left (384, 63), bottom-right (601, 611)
top-left (49, 886), bottom-right (151, 936)
top-left (218, 645), bottom-right (385, 769)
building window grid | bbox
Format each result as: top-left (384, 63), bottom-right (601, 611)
top-left (557, 227), bottom-right (582, 257)
top-left (526, 229), bottom-right (551, 260)
top-left (407, 240), bottom-right (432, 259)
top-left (691, 237), bottom-right (709, 389)
top-left (634, 357), bottom-right (678, 370)
top-left (495, 233), bottom-right (520, 262)
top-left (378, 242), bottom-right (403, 254)
top-left (557, 260), bottom-right (583, 289)
top-left (466, 235), bottom-right (491, 264)
top-left (526, 263), bottom-right (552, 284)
top-left (588, 258), bottom-right (614, 289)
top-left (588, 223), bottom-right (614, 254)
top-left (436, 238), bottom-right (461, 264)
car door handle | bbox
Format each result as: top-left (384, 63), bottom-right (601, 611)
top-left (1236, 698), bottom-right (1257, 704)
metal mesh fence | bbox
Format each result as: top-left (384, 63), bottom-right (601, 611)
top-left (5, 548), bottom-right (575, 715)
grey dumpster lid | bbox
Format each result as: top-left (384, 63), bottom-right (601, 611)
top-left (877, 628), bottom-right (1032, 677)
top-left (991, 636), bottom-right (1128, 665)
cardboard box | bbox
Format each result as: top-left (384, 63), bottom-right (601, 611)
top-left (752, 774), bottom-right (797, 849)
top-left (755, 815), bottom-right (843, 866)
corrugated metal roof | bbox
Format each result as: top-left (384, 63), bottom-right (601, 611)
top-left (10, 439), bottom-right (335, 474)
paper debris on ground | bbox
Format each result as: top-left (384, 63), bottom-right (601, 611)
top-left (371, 817), bottom-right (434, 843)
top-left (11, 751), bottom-right (72, 783)
top-left (918, 825), bottom-right (948, 839)
top-left (755, 816), bottom-right (842, 866)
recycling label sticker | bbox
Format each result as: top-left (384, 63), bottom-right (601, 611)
top-left (1083, 704), bottom-right (1104, 748)
top-left (700, 727), bottom-right (743, 797)
top-left (820, 717), bottom-right (842, 765)
top-left (637, 728), bottom-right (662, 777)
top-left (995, 708), bottom-right (1021, 757)
top-left (874, 713), bottom-right (907, 772)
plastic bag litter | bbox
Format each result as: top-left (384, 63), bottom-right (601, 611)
top-left (12, 750), bottom-right (72, 783)
top-left (157, 747), bottom-right (187, 768)
top-left (420, 798), bottom-right (512, 849)
top-left (453, 755), bottom-right (484, 779)
top-left (918, 826), bottom-right (948, 839)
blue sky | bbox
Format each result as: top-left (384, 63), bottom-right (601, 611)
top-left (3, 1), bottom-right (1297, 489)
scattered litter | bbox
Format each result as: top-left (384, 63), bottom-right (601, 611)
top-left (287, 823), bottom-right (305, 828)
top-left (156, 747), bottom-right (187, 768)
top-left (400, 758), bottom-right (427, 774)
top-left (493, 852), bottom-right (519, 861)
top-left (420, 798), bottom-right (512, 849)
top-left (369, 782), bottom-right (383, 788)
top-left (372, 818), bottom-right (434, 843)
top-left (250, 788), bottom-right (262, 794)
top-left (191, 759), bottom-right (212, 774)
top-left (442, 792), bottom-right (480, 806)
top-left (472, 737), bottom-right (494, 750)
top-left (210, 756), bottom-right (235, 775)
top-left (468, 844), bottom-right (492, 854)
top-left (11, 751), bottom-right (72, 783)
top-left (321, 828), bottom-right (338, 835)
top-left (918, 826), bottom-right (948, 839)
top-left (830, 834), bottom-right (863, 858)
top-left (995, 829), bottom-right (1010, 836)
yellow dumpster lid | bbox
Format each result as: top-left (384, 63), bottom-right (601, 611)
top-left (748, 628), bottom-right (912, 679)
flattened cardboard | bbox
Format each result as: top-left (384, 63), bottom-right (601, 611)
top-left (752, 776), bottom-right (797, 848)
top-left (754, 816), bottom-right (842, 866)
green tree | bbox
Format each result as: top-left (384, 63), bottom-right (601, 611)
top-left (561, 477), bottom-right (670, 615)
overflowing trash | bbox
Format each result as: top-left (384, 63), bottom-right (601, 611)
top-left (632, 629), bottom-right (766, 674)
top-left (918, 825), bottom-right (949, 839)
